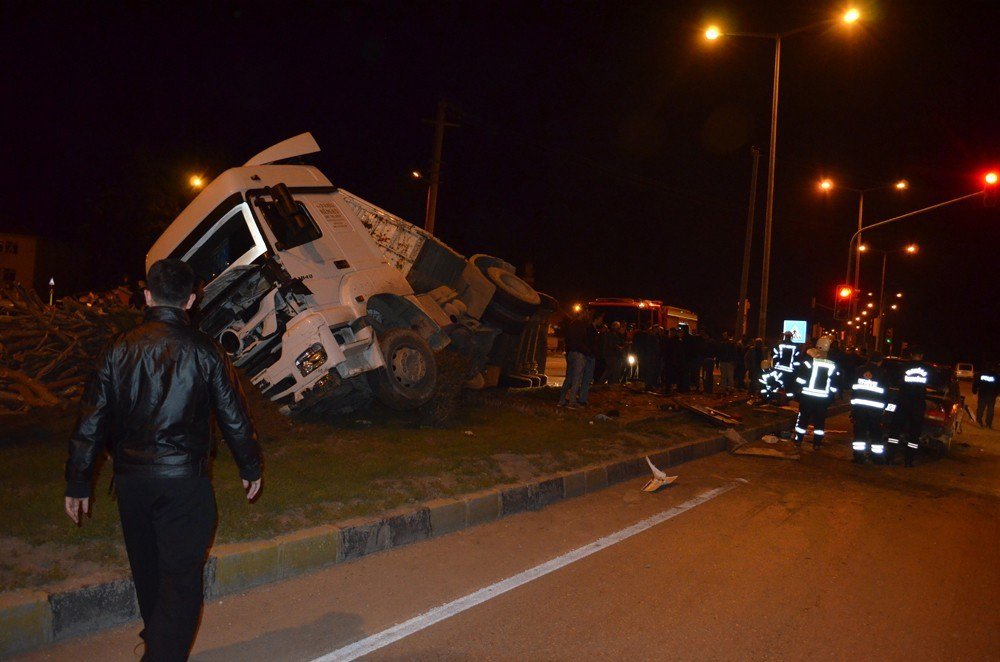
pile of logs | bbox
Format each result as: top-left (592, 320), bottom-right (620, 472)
top-left (0, 283), bottom-right (141, 413)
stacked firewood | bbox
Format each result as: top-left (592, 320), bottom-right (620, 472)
top-left (0, 283), bottom-right (141, 413)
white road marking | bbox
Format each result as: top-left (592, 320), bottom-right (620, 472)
top-left (312, 480), bottom-right (744, 662)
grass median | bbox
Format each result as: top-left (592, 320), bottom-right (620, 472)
top-left (0, 383), bottom-right (782, 592)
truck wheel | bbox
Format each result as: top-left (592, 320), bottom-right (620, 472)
top-left (368, 329), bottom-right (437, 410)
top-left (485, 266), bottom-right (541, 315)
top-left (483, 300), bottom-right (532, 333)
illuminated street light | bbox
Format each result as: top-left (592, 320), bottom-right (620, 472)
top-left (868, 292), bottom-right (874, 297)
top-left (905, 243), bottom-right (919, 254)
top-left (862, 310), bottom-right (868, 316)
top-left (891, 304), bottom-right (898, 310)
top-left (705, 11), bottom-right (864, 338)
top-left (858, 244), bottom-right (868, 252)
top-left (819, 178), bottom-right (834, 191)
top-left (896, 292), bottom-right (903, 298)
top-left (855, 316), bottom-right (861, 321)
top-left (895, 180), bottom-right (909, 190)
top-left (572, 303), bottom-right (583, 313)
top-left (411, 170), bottom-right (423, 179)
top-left (867, 302), bottom-right (874, 308)
top-left (189, 175), bottom-right (205, 189)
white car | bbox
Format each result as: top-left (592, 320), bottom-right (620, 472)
top-left (955, 363), bottom-right (975, 380)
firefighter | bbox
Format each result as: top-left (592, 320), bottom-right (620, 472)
top-left (886, 347), bottom-right (932, 467)
top-left (758, 358), bottom-right (784, 404)
top-left (972, 363), bottom-right (1000, 429)
top-left (772, 331), bottom-right (802, 392)
top-left (792, 335), bottom-right (841, 449)
top-left (849, 353), bottom-right (888, 463)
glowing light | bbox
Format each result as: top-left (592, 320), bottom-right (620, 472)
top-left (986, 172), bottom-right (998, 185)
top-left (627, 354), bottom-right (637, 366)
top-left (843, 8), bottom-right (860, 23)
top-left (411, 170), bottom-right (422, 179)
top-left (572, 303), bottom-right (582, 313)
top-left (895, 180), bottom-right (909, 190)
top-left (905, 244), bottom-right (919, 254)
top-left (705, 26), bottom-right (721, 40)
top-left (862, 310), bottom-right (868, 316)
top-left (819, 179), bottom-right (834, 191)
top-left (867, 302), bottom-right (874, 308)
top-left (847, 321), bottom-right (853, 326)
top-left (896, 292), bottom-right (903, 298)
top-left (189, 175), bottom-right (205, 189)
top-left (891, 304), bottom-right (898, 310)
top-left (868, 292), bottom-right (874, 296)
top-left (855, 316), bottom-right (861, 321)
top-left (838, 286), bottom-right (853, 299)
top-left (858, 244), bottom-right (868, 252)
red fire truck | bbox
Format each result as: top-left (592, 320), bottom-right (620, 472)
top-left (586, 298), bottom-right (698, 331)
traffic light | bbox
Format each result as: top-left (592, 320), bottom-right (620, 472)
top-left (886, 328), bottom-right (894, 345)
top-left (985, 171), bottom-right (998, 207)
top-left (834, 285), bottom-right (853, 320)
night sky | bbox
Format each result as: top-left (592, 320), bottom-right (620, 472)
top-left (3, 1), bottom-right (998, 363)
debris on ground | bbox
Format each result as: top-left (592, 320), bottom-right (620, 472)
top-left (762, 434), bottom-right (780, 444)
top-left (724, 428), bottom-right (748, 451)
top-left (593, 413), bottom-right (615, 423)
top-left (0, 283), bottom-right (141, 413)
top-left (642, 456), bottom-right (677, 492)
top-left (463, 430), bottom-right (475, 436)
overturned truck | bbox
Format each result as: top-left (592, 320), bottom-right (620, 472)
top-left (147, 133), bottom-right (553, 415)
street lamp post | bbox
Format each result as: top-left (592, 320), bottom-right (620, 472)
top-left (706, 8), bottom-right (862, 339)
top-left (860, 244), bottom-right (918, 350)
top-left (820, 178), bottom-right (909, 319)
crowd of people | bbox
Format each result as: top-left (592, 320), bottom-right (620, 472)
top-left (556, 309), bottom-right (878, 407)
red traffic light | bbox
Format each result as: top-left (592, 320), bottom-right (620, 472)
top-left (986, 172), bottom-right (999, 185)
top-left (837, 286), bottom-right (854, 300)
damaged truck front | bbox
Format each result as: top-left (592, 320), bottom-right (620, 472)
top-left (147, 134), bottom-right (552, 415)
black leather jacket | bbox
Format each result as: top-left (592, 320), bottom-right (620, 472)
top-left (66, 306), bottom-right (262, 497)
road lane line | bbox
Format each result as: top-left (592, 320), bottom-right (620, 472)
top-left (312, 480), bottom-right (744, 662)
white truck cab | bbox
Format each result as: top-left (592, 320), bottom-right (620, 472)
top-left (147, 134), bottom-right (551, 415)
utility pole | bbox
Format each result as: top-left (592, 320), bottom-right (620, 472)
top-left (423, 100), bottom-right (458, 235)
top-left (757, 35), bottom-right (781, 340)
top-left (736, 146), bottom-right (761, 339)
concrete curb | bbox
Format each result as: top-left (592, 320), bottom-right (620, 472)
top-left (0, 419), bottom-right (788, 657)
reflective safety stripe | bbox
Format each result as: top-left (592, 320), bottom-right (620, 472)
top-left (871, 445), bottom-right (885, 454)
top-left (981, 375), bottom-right (996, 383)
top-left (885, 404), bottom-right (897, 412)
top-left (813, 429), bottom-right (825, 436)
top-left (904, 367), bottom-right (928, 383)
top-left (851, 398), bottom-right (886, 409)
top-left (853, 380), bottom-right (885, 394)
top-left (795, 378), bottom-right (807, 385)
top-left (852, 441), bottom-right (867, 450)
top-left (794, 427), bottom-right (807, 434)
top-left (888, 437), bottom-right (900, 444)
top-left (801, 388), bottom-right (831, 398)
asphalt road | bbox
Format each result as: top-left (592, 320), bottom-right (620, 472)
top-left (22, 387), bottom-right (999, 661)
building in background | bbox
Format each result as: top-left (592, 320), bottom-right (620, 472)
top-left (0, 231), bottom-right (87, 296)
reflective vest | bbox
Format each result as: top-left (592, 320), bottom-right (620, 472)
top-left (974, 372), bottom-right (1000, 397)
top-left (772, 342), bottom-right (802, 373)
top-left (759, 369), bottom-right (783, 396)
top-left (850, 363), bottom-right (887, 410)
top-left (795, 357), bottom-right (840, 400)
top-left (898, 361), bottom-right (932, 401)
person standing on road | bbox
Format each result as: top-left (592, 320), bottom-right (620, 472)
top-left (886, 347), bottom-right (932, 467)
top-left (64, 259), bottom-right (263, 661)
top-left (972, 363), bottom-right (1000, 429)
top-left (744, 338), bottom-right (765, 394)
top-left (772, 331), bottom-right (802, 394)
top-left (700, 332), bottom-right (717, 395)
top-left (558, 310), bottom-right (589, 407)
top-left (717, 332), bottom-right (738, 394)
top-left (792, 335), bottom-right (841, 449)
top-left (849, 353), bottom-right (889, 463)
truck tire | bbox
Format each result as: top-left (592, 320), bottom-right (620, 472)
top-left (368, 328), bottom-right (437, 410)
top-left (483, 300), bottom-right (532, 333)
top-left (485, 266), bottom-right (541, 315)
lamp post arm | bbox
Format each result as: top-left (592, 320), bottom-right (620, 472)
top-left (846, 190), bottom-right (985, 289)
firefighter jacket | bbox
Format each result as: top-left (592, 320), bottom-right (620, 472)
top-left (897, 360), bottom-right (932, 402)
top-left (794, 356), bottom-right (841, 402)
top-left (772, 342), bottom-right (802, 374)
top-left (850, 362), bottom-right (888, 410)
top-left (972, 370), bottom-right (1000, 398)
top-left (759, 369), bottom-right (783, 397)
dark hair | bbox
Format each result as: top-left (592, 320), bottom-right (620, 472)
top-left (146, 259), bottom-right (195, 307)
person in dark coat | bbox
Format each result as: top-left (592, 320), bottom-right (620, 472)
top-left (64, 259), bottom-right (263, 660)
top-left (972, 363), bottom-right (1000, 429)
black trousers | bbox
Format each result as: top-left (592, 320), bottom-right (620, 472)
top-left (977, 394), bottom-right (997, 428)
top-left (852, 407), bottom-right (883, 449)
top-left (116, 475), bottom-right (217, 662)
top-left (795, 398), bottom-right (830, 443)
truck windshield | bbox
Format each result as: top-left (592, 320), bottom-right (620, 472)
top-left (186, 207), bottom-right (258, 283)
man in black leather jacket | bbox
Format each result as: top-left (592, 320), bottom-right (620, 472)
top-left (64, 259), bottom-right (262, 661)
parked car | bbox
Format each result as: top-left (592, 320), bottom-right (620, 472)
top-left (881, 358), bottom-right (962, 452)
top-left (955, 362), bottom-right (975, 380)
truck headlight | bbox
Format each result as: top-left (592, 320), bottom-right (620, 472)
top-left (295, 343), bottom-right (328, 376)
